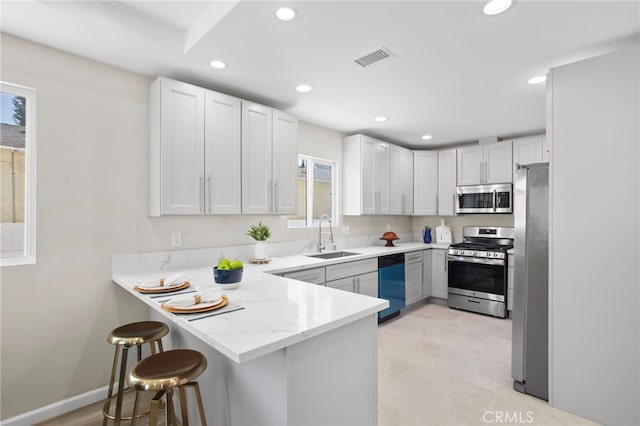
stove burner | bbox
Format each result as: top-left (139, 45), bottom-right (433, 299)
top-left (449, 242), bottom-right (513, 251)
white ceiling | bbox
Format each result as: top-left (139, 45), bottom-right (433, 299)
top-left (2, 1), bottom-right (639, 148)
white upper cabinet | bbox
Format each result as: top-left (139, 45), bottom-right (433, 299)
top-left (484, 142), bottom-right (513, 183)
top-left (390, 145), bottom-right (414, 215)
top-left (438, 148), bottom-right (457, 215)
top-left (413, 151), bottom-right (438, 216)
top-left (242, 102), bottom-right (273, 214)
top-left (512, 135), bottom-right (543, 180)
top-left (374, 141), bottom-right (391, 214)
top-left (242, 103), bottom-right (298, 215)
top-left (401, 147), bottom-right (414, 215)
top-left (150, 77), bottom-right (297, 217)
top-left (457, 141), bottom-right (512, 185)
top-left (204, 91), bottom-right (242, 214)
top-left (272, 110), bottom-right (298, 214)
top-left (343, 135), bottom-right (391, 216)
top-left (456, 145), bottom-right (482, 186)
top-left (150, 77), bottom-right (241, 216)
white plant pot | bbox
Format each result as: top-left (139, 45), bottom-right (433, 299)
top-left (254, 241), bottom-right (268, 260)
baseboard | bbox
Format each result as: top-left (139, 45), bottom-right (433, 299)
top-left (1, 385), bottom-right (108, 426)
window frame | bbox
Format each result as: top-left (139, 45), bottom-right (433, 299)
top-left (288, 155), bottom-right (338, 228)
top-left (1, 81), bottom-right (37, 266)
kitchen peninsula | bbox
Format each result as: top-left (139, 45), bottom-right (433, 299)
top-left (112, 246), bottom-right (407, 425)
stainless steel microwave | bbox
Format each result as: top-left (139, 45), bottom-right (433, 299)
top-left (456, 183), bottom-right (513, 214)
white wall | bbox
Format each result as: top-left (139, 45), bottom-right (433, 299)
top-left (549, 46), bottom-right (639, 425)
top-left (0, 34), bottom-right (411, 420)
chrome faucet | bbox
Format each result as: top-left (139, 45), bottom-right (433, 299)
top-left (318, 214), bottom-right (336, 252)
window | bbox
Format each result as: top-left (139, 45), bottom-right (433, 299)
top-left (0, 82), bottom-right (36, 265)
top-left (289, 155), bottom-right (337, 227)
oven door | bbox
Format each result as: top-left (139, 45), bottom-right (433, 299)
top-left (447, 255), bottom-right (507, 301)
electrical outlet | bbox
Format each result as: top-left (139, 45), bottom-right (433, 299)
top-left (343, 225), bottom-right (350, 236)
top-left (171, 232), bottom-right (182, 247)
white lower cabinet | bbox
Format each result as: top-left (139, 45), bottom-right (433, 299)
top-left (355, 271), bottom-right (378, 298)
top-left (326, 276), bottom-right (356, 292)
top-left (325, 258), bottom-right (378, 296)
top-left (431, 249), bottom-right (448, 299)
top-left (422, 250), bottom-right (432, 298)
top-left (405, 251), bottom-right (423, 305)
top-left (282, 267), bottom-right (326, 285)
top-left (325, 271), bottom-right (378, 296)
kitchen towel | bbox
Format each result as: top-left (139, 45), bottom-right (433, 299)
top-left (164, 287), bottom-right (223, 308)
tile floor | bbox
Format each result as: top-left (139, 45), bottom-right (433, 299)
top-left (378, 302), bottom-right (599, 426)
top-left (39, 302), bottom-right (599, 425)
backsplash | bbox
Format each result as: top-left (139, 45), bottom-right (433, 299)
top-left (112, 232), bottom-right (417, 276)
top-left (412, 214), bottom-right (515, 243)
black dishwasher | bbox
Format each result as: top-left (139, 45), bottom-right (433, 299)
top-left (378, 253), bottom-right (405, 322)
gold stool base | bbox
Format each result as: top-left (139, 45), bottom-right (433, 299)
top-left (102, 387), bottom-right (151, 422)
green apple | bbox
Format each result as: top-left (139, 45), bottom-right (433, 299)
top-left (217, 264), bottom-right (231, 271)
top-left (229, 259), bottom-right (243, 270)
top-left (217, 258), bottom-right (230, 269)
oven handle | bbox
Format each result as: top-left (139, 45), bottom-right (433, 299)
top-left (447, 255), bottom-right (505, 266)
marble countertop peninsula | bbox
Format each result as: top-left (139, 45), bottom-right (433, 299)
top-left (112, 241), bottom-right (449, 363)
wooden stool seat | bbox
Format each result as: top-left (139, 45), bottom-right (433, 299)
top-left (129, 349), bottom-right (208, 426)
top-left (103, 321), bottom-right (169, 425)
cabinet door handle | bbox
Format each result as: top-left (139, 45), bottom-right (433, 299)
top-left (268, 181), bottom-right (273, 213)
top-left (199, 175), bottom-right (204, 213)
top-left (444, 254), bottom-right (448, 271)
top-left (274, 181), bottom-right (279, 213)
top-left (355, 276), bottom-right (360, 293)
top-left (207, 175), bottom-right (212, 213)
top-left (484, 161), bottom-right (488, 183)
top-left (452, 193), bottom-right (456, 215)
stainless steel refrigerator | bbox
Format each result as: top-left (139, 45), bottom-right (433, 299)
top-left (511, 162), bottom-right (549, 401)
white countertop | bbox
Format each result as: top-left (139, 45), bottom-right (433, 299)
top-left (112, 242), bottom-right (448, 364)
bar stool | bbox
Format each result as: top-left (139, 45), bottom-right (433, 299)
top-left (129, 349), bottom-right (208, 426)
top-left (103, 321), bottom-right (169, 425)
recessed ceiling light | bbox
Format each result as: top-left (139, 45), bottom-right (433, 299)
top-left (483, 0), bottom-right (512, 15)
top-left (421, 135), bottom-right (433, 140)
top-left (374, 116), bottom-right (388, 122)
top-left (276, 7), bottom-right (297, 21)
top-left (527, 75), bottom-right (547, 85)
top-left (295, 84), bottom-right (312, 93)
top-left (210, 60), bottom-right (227, 69)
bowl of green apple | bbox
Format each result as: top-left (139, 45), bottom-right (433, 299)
top-left (213, 258), bottom-right (244, 289)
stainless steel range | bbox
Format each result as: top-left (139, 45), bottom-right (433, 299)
top-left (447, 226), bottom-right (514, 318)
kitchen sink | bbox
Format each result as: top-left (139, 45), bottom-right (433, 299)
top-left (305, 251), bottom-right (361, 260)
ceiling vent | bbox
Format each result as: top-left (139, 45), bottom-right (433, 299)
top-left (354, 47), bottom-right (396, 68)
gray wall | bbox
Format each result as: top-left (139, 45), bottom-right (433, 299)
top-left (549, 46), bottom-right (639, 425)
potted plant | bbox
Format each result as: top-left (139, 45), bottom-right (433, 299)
top-left (422, 225), bottom-right (432, 244)
top-left (247, 222), bottom-right (272, 260)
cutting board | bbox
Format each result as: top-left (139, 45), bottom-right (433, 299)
top-left (436, 219), bottom-right (452, 244)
